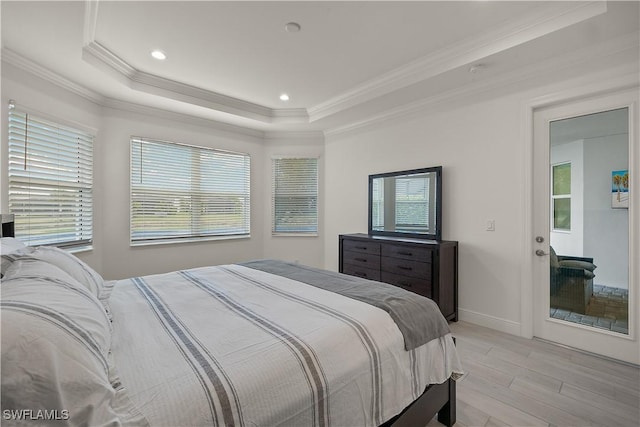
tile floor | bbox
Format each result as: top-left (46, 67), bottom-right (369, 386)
top-left (550, 284), bottom-right (628, 334)
top-left (429, 321), bottom-right (640, 427)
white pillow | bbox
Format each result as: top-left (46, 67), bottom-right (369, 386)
top-left (0, 238), bottom-right (33, 277)
top-left (2, 259), bottom-right (111, 354)
top-left (29, 246), bottom-right (104, 298)
top-left (1, 269), bottom-right (120, 426)
top-left (1, 237), bottom-right (27, 255)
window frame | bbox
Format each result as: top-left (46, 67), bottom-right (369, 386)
top-left (551, 161), bottom-right (571, 232)
top-left (271, 156), bottom-right (319, 236)
top-left (7, 106), bottom-right (95, 249)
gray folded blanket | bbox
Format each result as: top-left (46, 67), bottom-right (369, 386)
top-left (240, 259), bottom-right (450, 350)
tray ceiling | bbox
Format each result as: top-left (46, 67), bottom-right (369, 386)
top-left (2, 1), bottom-right (639, 133)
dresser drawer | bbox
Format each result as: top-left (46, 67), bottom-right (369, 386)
top-left (342, 239), bottom-right (381, 255)
top-left (381, 272), bottom-right (432, 298)
top-left (342, 250), bottom-right (381, 270)
top-left (381, 256), bottom-right (431, 279)
top-left (342, 263), bottom-right (381, 281)
top-left (382, 244), bottom-right (433, 263)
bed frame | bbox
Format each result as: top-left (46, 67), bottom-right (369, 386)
top-left (383, 376), bottom-right (456, 427)
top-left (0, 214), bottom-right (456, 426)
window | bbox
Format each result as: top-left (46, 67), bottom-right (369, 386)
top-left (371, 177), bottom-right (384, 230)
top-left (395, 176), bottom-right (429, 232)
top-left (8, 109), bottom-right (94, 248)
top-left (370, 173), bottom-right (432, 234)
top-left (131, 137), bottom-right (250, 244)
top-left (552, 162), bottom-right (571, 231)
top-left (272, 157), bottom-right (318, 235)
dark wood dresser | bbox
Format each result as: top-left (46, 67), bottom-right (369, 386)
top-left (339, 233), bottom-right (458, 321)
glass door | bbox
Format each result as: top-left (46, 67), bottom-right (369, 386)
top-left (533, 91), bottom-right (638, 364)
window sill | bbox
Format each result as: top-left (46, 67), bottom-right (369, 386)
top-left (67, 245), bottom-right (94, 254)
top-left (272, 233), bottom-right (318, 237)
top-left (130, 234), bottom-right (250, 247)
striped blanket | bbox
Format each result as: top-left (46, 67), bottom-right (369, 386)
top-left (109, 264), bottom-right (463, 426)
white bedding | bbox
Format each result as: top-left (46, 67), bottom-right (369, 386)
top-left (109, 264), bottom-right (463, 426)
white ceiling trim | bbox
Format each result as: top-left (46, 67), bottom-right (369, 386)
top-left (2, 47), bottom-right (267, 139)
top-left (103, 97), bottom-right (265, 140)
top-left (308, 1), bottom-right (608, 122)
top-left (1, 47), bottom-right (104, 105)
top-left (82, 40), bottom-right (310, 124)
top-left (3, 46), bottom-right (316, 139)
top-left (263, 130), bottom-right (325, 141)
top-left (324, 32), bottom-right (638, 140)
top-left (80, 1), bottom-right (607, 126)
top-left (82, 1), bottom-right (308, 125)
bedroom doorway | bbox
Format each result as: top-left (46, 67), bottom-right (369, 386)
top-left (532, 90), bottom-right (638, 364)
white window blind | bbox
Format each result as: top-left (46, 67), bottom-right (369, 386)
top-left (272, 157), bottom-right (318, 234)
top-left (8, 109), bottom-right (94, 248)
top-left (131, 137), bottom-right (250, 244)
top-left (395, 176), bottom-right (429, 228)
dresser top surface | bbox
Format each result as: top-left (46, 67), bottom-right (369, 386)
top-left (340, 233), bottom-right (457, 246)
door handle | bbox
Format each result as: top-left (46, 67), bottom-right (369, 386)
top-left (535, 249), bottom-right (548, 256)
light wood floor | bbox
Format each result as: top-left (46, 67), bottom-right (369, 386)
top-left (427, 321), bottom-right (639, 427)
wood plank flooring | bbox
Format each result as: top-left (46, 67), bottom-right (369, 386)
top-left (426, 321), bottom-right (639, 427)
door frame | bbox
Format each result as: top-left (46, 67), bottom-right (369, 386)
top-left (520, 71), bottom-right (639, 359)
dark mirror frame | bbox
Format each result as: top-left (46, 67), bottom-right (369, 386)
top-left (368, 166), bottom-right (442, 241)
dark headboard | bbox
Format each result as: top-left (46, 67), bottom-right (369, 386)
top-left (1, 214), bottom-right (15, 238)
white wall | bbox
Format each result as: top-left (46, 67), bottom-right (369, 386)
top-left (323, 66), bottom-right (637, 333)
top-left (262, 135), bottom-right (325, 268)
top-left (99, 107), bottom-right (266, 279)
top-left (584, 133), bottom-right (629, 288)
top-left (1, 63), bottom-right (105, 273)
top-left (1, 65), bottom-right (325, 279)
top-left (324, 94), bottom-right (526, 329)
top-left (2, 50), bottom-right (636, 336)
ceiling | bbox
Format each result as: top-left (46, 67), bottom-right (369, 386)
top-left (551, 107), bottom-right (629, 146)
top-left (2, 1), bottom-right (639, 135)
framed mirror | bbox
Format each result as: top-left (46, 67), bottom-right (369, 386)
top-left (368, 166), bottom-right (442, 240)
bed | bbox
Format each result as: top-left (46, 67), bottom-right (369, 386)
top-left (1, 227), bottom-right (462, 426)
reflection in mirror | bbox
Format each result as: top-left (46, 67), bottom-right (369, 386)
top-left (368, 166), bottom-right (441, 240)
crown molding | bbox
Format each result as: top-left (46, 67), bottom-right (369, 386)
top-left (81, 1), bottom-right (606, 126)
top-left (82, 41), bottom-right (311, 124)
top-left (103, 97), bottom-right (265, 140)
top-left (81, 0), bottom-right (309, 125)
top-left (325, 32), bottom-right (639, 140)
top-left (263, 130), bottom-right (325, 141)
top-left (1, 47), bottom-right (307, 140)
top-left (82, 41), bottom-right (288, 123)
top-left (310, 1), bottom-right (608, 122)
top-left (1, 48), bottom-right (105, 104)
top-left (271, 108), bottom-right (310, 123)
top-left (83, 0), bottom-right (99, 46)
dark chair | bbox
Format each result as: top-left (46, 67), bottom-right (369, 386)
top-left (549, 247), bottom-right (596, 314)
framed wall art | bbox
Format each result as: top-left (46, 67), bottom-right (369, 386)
top-left (612, 169), bottom-right (629, 209)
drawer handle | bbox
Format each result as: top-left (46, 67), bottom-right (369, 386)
top-left (355, 258), bottom-right (367, 263)
top-left (398, 266), bottom-right (413, 271)
top-left (354, 271), bottom-right (367, 278)
top-left (355, 246), bottom-right (368, 250)
top-left (399, 281), bottom-right (413, 287)
top-left (398, 251), bottom-right (413, 256)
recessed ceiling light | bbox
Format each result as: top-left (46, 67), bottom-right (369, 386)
top-left (279, 93), bottom-right (290, 101)
top-left (284, 22), bottom-right (301, 33)
top-left (151, 50), bottom-right (167, 60)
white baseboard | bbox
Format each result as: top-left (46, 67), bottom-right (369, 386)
top-left (458, 308), bottom-right (522, 336)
